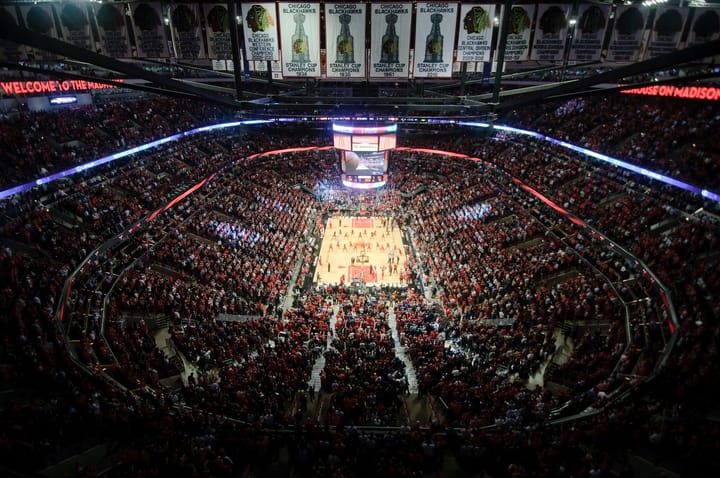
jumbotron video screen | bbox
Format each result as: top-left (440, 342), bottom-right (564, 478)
top-left (333, 122), bottom-right (396, 189)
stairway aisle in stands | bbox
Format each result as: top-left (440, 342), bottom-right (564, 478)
top-left (307, 303), bottom-right (340, 392)
top-left (387, 306), bottom-right (419, 394)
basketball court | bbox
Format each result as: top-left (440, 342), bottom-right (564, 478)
top-left (314, 215), bottom-right (408, 287)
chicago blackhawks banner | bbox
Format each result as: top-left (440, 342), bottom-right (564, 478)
top-left (569, 3), bottom-right (610, 62)
top-left (644, 6), bottom-right (689, 59)
top-left (169, 2), bottom-right (205, 59)
top-left (413, 2), bottom-right (458, 78)
top-left (457, 4), bottom-right (495, 63)
top-left (92, 2), bottom-right (132, 58)
top-left (241, 3), bottom-right (280, 61)
top-left (279, 3), bottom-right (321, 77)
top-left (325, 3), bottom-right (366, 78)
top-left (369, 3), bottom-right (412, 79)
top-left (606, 4), bottom-right (649, 62)
top-left (19, 3), bottom-right (60, 60)
top-left (687, 8), bottom-right (720, 47)
top-left (57, 2), bottom-right (94, 51)
top-left (530, 3), bottom-right (571, 62)
top-left (0, 5), bottom-right (27, 62)
top-left (129, 2), bottom-right (169, 58)
top-left (203, 3), bottom-right (232, 59)
top-left (502, 4), bottom-right (536, 62)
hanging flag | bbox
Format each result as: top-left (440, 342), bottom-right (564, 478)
top-left (687, 8), bottom-right (720, 46)
top-left (129, 2), bottom-right (169, 58)
top-left (241, 3), bottom-right (279, 61)
top-left (203, 3), bottom-right (233, 59)
top-left (530, 3), bottom-right (571, 62)
top-left (169, 2), bottom-right (205, 59)
top-left (18, 2), bottom-right (60, 60)
top-left (369, 3), bottom-right (412, 79)
top-left (325, 3), bottom-right (366, 78)
top-left (56, 2), bottom-right (94, 51)
top-left (278, 3), bottom-right (321, 78)
top-left (569, 2), bottom-right (610, 62)
top-left (501, 4), bottom-right (536, 62)
top-left (606, 4), bottom-right (650, 62)
top-left (92, 1), bottom-right (132, 58)
top-left (457, 3), bottom-right (495, 63)
top-left (0, 5), bottom-right (27, 62)
top-left (413, 2), bottom-right (459, 78)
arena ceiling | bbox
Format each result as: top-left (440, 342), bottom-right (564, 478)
top-left (1, 1), bottom-right (720, 120)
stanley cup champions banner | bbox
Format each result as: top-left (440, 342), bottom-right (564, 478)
top-left (502, 4), bottom-right (536, 61)
top-left (413, 2), bottom-right (459, 78)
top-left (325, 3), bottom-right (367, 78)
top-left (644, 6), bottom-right (689, 59)
top-left (369, 3), bottom-right (412, 78)
top-left (129, 2), bottom-right (169, 58)
top-left (92, 2), bottom-right (132, 58)
top-left (279, 3), bottom-right (321, 77)
top-left (57, 2), bottom-right (94, 51)
top-left (169, 2), bottom-right (205, 59)
top-left (606, 5), bottom-right (649, 62)
top-left (203, 3), bottom-right (233, 59)
top-left (530, 4), bottom-right (571, 61)
top-left (457, 4), bottom-right (496, 62)
top-left (569, 2), bottom-right (610, 62)
top-left (241, 3), bottom-right (280, 61)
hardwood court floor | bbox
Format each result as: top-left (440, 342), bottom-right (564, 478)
top-left (314, 216), bottom-right (408, 286)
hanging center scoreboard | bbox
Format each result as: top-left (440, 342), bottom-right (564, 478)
top-left (333, 123), bottom-right (397, 189)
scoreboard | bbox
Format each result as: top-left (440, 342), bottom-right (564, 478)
top-left (333, 122), bottom-right (396, 189)
top-left (332, 123), bottom-right (397, 152)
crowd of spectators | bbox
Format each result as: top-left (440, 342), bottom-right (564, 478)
top-left (0, 92), bottom-right (718, 477)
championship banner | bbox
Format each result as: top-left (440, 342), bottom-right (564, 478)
top-left (278, 3), bottom-right (321, 78)
top-left (129, 2), bottom-right (169, 58)
top-left (0, 5), bottom-right (26, 62)
top-left (457, 4), bottom-right (495, 62)
top-left (413, 2), bottom-right (459, 78)
top-left (241, 3), bottom-right (280, 61)
top-left (169, 2), bottom-right (205, 59)
top-left (369, 3), bottom-right (412, 79)
top-left (325, 3), bottom-right (366, 78)
top-left (644, 7), bottom-right (689, 59)
top-left (19, 3), bottom-right (60, 60)
top-left (569, 3), bottom-right (610, 62)
top-left (92, 2), bottom-right (132, 58)
top-left (686, 8), bottom-right (720, 47)
top-left (530, 4), bottom-right (571, 62)
top-left (502, 4), bottom-right (536, 62)
top-left (57, 2), bottom-right (94, 51)
top-left (606, 5), bottom-right (649, 62)
top-left (202, 3), bottom-right (232, 59)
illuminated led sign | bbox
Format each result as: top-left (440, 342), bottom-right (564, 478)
top-left (620, 85), bottom-right (720, 101)
top-left (0, 79), bottom-right (124, 96)
top-left (332, 123), bottom-right (398, 134)
top-left (50, 96), bottom-right (78, 105)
